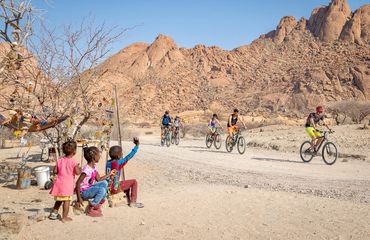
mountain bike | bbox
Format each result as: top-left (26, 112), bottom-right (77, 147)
top-left (205, 128), bottom-right (222, 149)
top-left (161, 126), bottom-right (172, 147)
top-left (171, 127), bottom-right (180, 145)
top-left (300, 130), bottom-right (338, 165)
top-left (226, 128), bottom-right (246, 154)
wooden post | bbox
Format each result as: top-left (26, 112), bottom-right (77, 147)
top-left (113, 85), bottom-right (125, 180)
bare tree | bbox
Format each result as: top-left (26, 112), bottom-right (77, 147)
top-left (1, 1), bottom-right (127, 153)
top-left (0, 0), bottom-right (33, 77)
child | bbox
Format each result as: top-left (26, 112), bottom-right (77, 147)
top-left (49, 140), bottom-right (80, 222)
top-left (106, 137), bottom-right (143, 208)
top-left (75, 146), bottom-right (116, 217)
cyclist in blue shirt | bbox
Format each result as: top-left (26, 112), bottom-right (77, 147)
top-left (161, 110), bottom-right (172, 142)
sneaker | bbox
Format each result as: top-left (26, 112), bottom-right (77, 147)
top-left (48, 212), bottom-right (60, 220)
top-left (129, 202), bottom-right (144, 208)
top-left (87, 204), bottom-right (103, 217)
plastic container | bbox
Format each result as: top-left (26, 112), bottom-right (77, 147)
top-left (34, 166), bottom-right (50, 189)
top-left (16, 168), bottom-right (31, 189)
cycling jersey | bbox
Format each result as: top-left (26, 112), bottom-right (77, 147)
top-left (162, 115), bottom-right (171, 126)
top-left (227, 114), bottom-right (238, 127)
top-left (305, 112), bottom-right (324, 128)
top-left (209, 119), bottom-right (217, 127)
top-left (174, 118), bottom-right (180, 127)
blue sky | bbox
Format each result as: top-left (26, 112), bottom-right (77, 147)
top-left (33, 0), bottom-right (368, 53)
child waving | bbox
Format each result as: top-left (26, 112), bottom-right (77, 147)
top-left (106, 137), bottom-right (143, 208)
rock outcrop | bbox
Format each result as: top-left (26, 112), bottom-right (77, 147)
top-left (340, 4), bottom-right (370, 44)
top-left (308, 0), bottom-right (351, 42)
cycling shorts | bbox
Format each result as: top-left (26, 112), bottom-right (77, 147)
top-left (227, 126), bottom-right (238, 135)
top-left (305, 127), bottom-right (321, 139)
top-left (208, 126), bottom-right (216, 134)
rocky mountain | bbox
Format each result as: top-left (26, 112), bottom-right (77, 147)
top-left (91, 0), bottom-right (369, 123)
top-left (3, 0), bottom-right (366, 124)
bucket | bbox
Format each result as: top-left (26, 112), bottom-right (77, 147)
top-left (16, 168), bottom-right (31, 189)
top-left (34, 166), bottom-right (50, 188)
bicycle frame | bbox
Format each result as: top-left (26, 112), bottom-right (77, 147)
top-left (231, 130), bottom-right (241, 145)
top-left (314, 131), bottom-right (328, 152)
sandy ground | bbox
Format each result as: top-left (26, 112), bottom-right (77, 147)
top-left (1, 125), bottom-right (370, 240)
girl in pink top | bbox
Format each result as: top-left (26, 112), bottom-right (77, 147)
top-left (49, 140), bottom-right (81, 222)
top-left (75, 146), bottom-right (116, 217)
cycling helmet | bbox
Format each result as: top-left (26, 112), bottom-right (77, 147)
top-left (316, 106), bottom-right (324, 113)
top-left (234, 108), bottom-right (239, 113)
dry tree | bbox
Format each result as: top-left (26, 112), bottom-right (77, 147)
top-left (1, 0), bottom-right (128, 154)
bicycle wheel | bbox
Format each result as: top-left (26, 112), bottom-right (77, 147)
top-left (171, 133), bottom-right (175, 144)
top-left (214, 133), bottom-right (222, 149)
top-left (300, 141), bottom-right (314, 162)
top-left (322, 142), bottom-right (338, 165)
top-left (206, 134), bottom-right (213, 148)
top-left (166, 133), bottom-right (171, 147)
top-left (225, 136), bottom-right (233, 152)
top-left (175, 133), bottom-right (180, 145)
top-left (237, 136), bottom-right (246, 154)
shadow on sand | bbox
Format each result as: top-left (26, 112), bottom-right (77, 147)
top-left (251, 157), bottom-right (309, 164)
top-left (190, 149), bottom-right (232, 154)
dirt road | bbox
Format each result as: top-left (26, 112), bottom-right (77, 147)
top-left (1, 131), bottom-right (370, 240)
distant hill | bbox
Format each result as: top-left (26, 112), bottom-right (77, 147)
top-left (3, 0), bottom-right (369, 124)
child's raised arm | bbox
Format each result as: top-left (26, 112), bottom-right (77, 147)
top-left (116, 139), bottom-right (139, 170)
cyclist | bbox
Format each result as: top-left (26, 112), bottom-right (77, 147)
top-left (173, 116), bottom-right (182, 136)
top-left (227, 109), bottom-right (246, 143)
top-left (208, 114), bottom-right (223, 134)
top-left (305, 106), bottom-right (332, 151)
top-left (161, 110), bottom-right (172, 142)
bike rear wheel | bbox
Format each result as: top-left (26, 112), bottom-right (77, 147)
top-left (237, 136), bottom-right (246, 154)
top-left (171, 133), bottom-right (175, 144)
top-left (322, 142), bottom-right (338, 165)
top-left (206, 134), bottom-right (213, 148)
top-left (175, 133), bottom-right (180, 145)
top-left (214, 133), bottom-right (222, 149)
top-left (300, 141), bottom-right (314, 162)
top-left (225, 136), bottom-right (233, 152)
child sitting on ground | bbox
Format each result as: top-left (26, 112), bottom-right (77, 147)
top-left (49, 140), bottom-right (80, 222)
top-left (75, 146), bottom-right (116, 217)
top-left (106, 137), bottom-right (143, 208)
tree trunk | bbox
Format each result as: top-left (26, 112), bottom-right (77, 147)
top-left (72, 114), bottom-right (90, 140)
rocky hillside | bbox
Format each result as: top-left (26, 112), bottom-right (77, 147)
top-left (47, 0), bottom-right (370, 123)
top-left (91, 0), bottom-right (368, 123)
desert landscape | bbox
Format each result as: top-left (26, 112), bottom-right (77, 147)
top-left (1, 124), bottom-right (370, 240)
top-left (1, 0), bottom-right (370, 239)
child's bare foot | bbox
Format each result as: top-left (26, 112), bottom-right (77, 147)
top-left (61, 217), bottom-right (73, 222)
